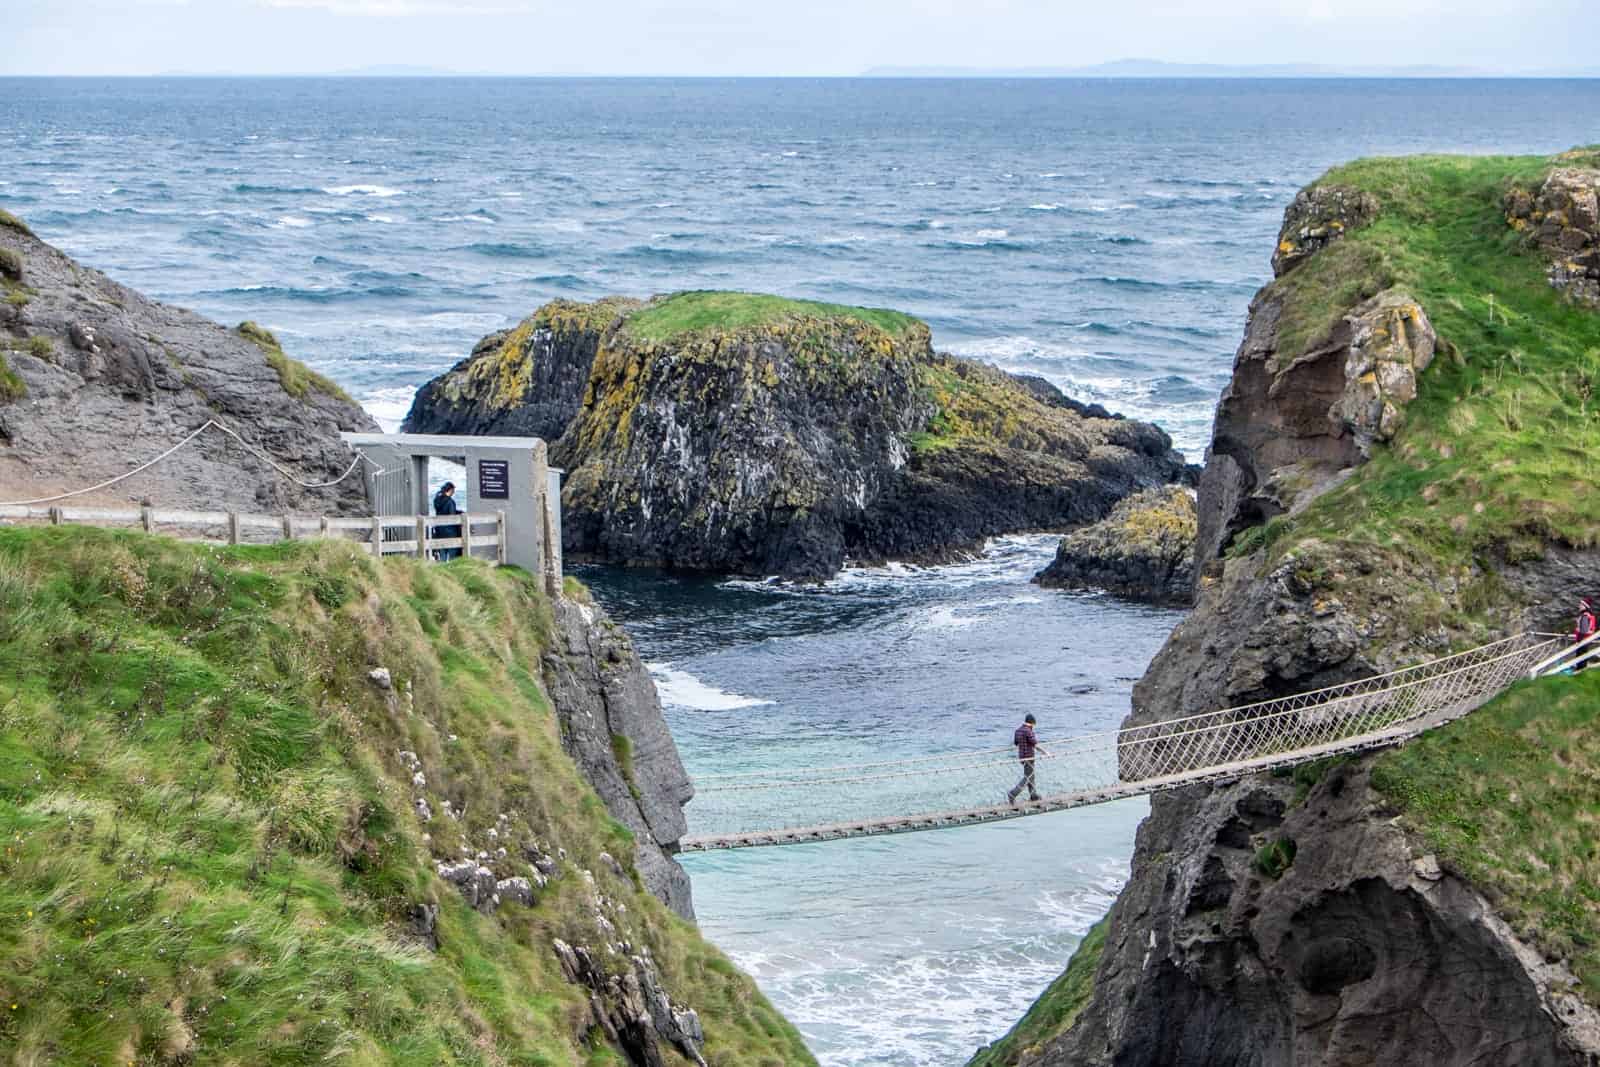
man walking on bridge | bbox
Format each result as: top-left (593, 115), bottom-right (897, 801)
top-left (1008, 714), bottom-right (1043, 806)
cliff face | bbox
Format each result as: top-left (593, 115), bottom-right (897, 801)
top-left (405, 292), bottom-right (1187, 579)
top-left (977, 150), bottom-right (1600, 1067)
top-left (542, 590), bottom-right (696, 919)
top-left (0, 212), bottom-right (376, 512)
top-left (0, 528), bottom-right (813, 1066)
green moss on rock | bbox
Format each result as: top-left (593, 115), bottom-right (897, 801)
top-left (0, 247), bottom-right (21, 281)
top-left (237, 320), bottom-right (353, 404)
top-left (0, 208), bottom-right (32, 238)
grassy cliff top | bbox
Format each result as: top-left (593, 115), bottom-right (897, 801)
top-left (1372, 670), bottom-right (1600, 1003)
top-left (0, 527), bottom-right (811, 1065)
top-left (618, 290), bottom-right (924, 343)
top-left (1256, 148), bottom-right (1600, 574)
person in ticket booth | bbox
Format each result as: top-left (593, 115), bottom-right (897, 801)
top-left (433, 481), bottom-right (463, 561)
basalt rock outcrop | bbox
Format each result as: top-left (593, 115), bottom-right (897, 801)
top-left (1505, 158), bottom-right (1600, 307)
top-left (542, 595), bottom-right (697, 919)
top-left (1034, 485), bottom-right (1196, 605)
top-left (405, 292), bottom-right (1188, 579)
top-left (1197, 190), bottom-right (1436, 569)
top-left (980, 152), bottom-right (1600, 1067)
top-left (0, 212), bottom-right (376, 511)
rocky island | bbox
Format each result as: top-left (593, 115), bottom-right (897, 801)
top-left (974, 149), bottom-right (1600, 1066)
top-left (403, 291), bottom-right (1189, 579)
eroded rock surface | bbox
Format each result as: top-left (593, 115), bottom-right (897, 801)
top-left (1034, 485), bottom-right (1197, 605)
top-left (0, 216), bottom-right (376, 510)
top-left (1198, 196), bottom-right (1436, 567)
top-left (1507, 164), bottom-right (1600, 307)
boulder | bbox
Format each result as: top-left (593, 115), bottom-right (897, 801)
top-left (1034, 485), bottom-right (1196, 605)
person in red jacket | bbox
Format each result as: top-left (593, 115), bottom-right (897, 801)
top-left (1007, 714), bottom-right (1044, 805)
top-left (1574, 597), bottom-right (1598, 671)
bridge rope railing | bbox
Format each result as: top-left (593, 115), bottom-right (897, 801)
top-left (681, 631), bottom-right (1560, 849)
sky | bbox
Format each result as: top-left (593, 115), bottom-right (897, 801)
top-left (0, 0), bottom-right (1596, 77)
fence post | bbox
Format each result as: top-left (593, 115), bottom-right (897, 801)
top-left (282, 514), bottom-right (294, 541)
top-left (320, 515), bottom-right (330, 537)
top-left (417, 515), bottom-right (429, 561)
top-left (370, 516), bottom-right (383, 557)
top-left (48, 506), bottom-right (62, 526)
top-left (496, 511), bottom-right (507, 566)
top-left (141, 505), bottom-right (154, 533)
top-left (461, 513), bottom-right (473, 559)
top-left (228, 511), bottom-right (240, 545)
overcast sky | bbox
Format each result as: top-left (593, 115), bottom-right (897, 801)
top-left (1, 0), bottom-right (1595, 76)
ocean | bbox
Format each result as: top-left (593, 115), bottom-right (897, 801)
top-left (4, 75), bottom-right (1597, 1065)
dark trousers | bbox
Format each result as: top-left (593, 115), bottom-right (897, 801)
top-left (1009, 758), bottom-right (1038, 801)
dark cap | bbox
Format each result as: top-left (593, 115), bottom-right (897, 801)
top-left (1024, 714), bottom-right (1036, 724)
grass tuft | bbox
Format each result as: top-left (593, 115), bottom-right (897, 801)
top-left (237, 320), bottom-right (354, 404)
top-left (0, 208), bottom-right (31, 237)
top-left (0, 353), bottom-right (24, 402)
top-left (621, 290), bottom-right (921, 343)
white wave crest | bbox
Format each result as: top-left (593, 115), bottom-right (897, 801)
top-left (323, 184), bottom-right (405, 198)
top-left (648, 664), bottom-right (774, 712)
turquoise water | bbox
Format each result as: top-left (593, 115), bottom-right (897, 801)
top-left (5, 75), bottom-right (1599, 1065)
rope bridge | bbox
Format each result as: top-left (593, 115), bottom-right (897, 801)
top-left (679, 631), bottom-right (1570, 851)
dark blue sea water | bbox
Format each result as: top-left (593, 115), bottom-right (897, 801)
top-left (4, 76), bottom-right (1598, 1065)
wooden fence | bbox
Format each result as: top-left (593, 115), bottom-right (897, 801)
top-left (0, 505), bottom-right (508, 564)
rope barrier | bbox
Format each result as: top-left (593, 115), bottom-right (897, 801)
top-left (0, 418), bottom-right (381, 507)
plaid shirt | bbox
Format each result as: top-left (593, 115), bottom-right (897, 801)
top-left (1013, 724), bottom-right (1038, 761)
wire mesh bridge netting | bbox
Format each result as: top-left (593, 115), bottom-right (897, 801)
top-left (679, 632), bottom-right (1559, 851)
